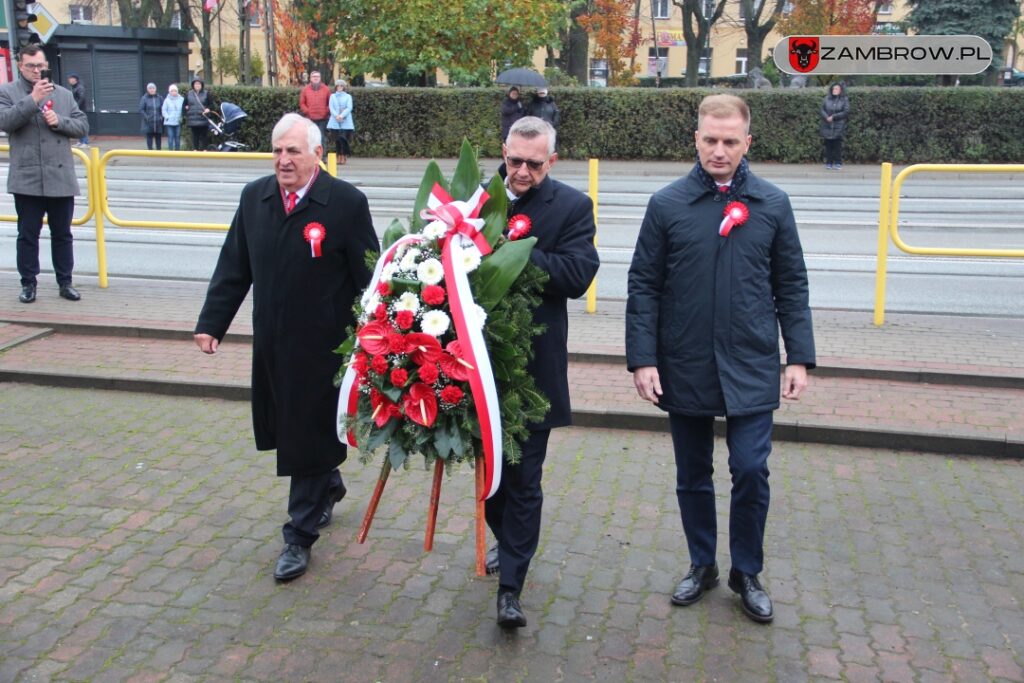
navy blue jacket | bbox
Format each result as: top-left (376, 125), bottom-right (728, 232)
top-left (626, 165), bottom-right (815, 416)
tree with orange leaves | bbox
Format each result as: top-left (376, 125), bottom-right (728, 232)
top-left (578, 0), bottom-right (642, 86)
top-left (272, 0), bottom-right (338, 84)
top-left (775, 0), bottom-right (879, 36)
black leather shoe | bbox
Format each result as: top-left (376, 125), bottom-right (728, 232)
top-left (728, 568), bottom-right (774, 623)
top-left (485, 544), bottom-right (499, 575)
top-left (19, 284), bottom-right (36, 304)
top-left (59, 285), bottom-right (81, 301)
top-left (497, 591), bottom-right (526, 628)
top-left (274, 544), bottom-right (310, 581)
top-left (315, 484), bottom-right (347, 529)
top-left (671, 564), bottom-right (719, 606)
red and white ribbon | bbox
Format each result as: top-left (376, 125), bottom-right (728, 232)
top-left (337, 184), bottom-right (504, 500)
top-left (719, 201), bottom-right (750, 237)
top-left (304, 222), bottom-right (326, 257)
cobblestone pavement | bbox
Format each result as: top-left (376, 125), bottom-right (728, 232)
top-left (1, 384), bottom-right (1022, 682)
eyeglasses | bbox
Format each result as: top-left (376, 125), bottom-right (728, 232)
top-left (506, 156), bottom-right (547, 172)
top-left (21, 63), bottom-right (47, 71)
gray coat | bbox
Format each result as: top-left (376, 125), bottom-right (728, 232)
top-left (819, 87), bottom-right (850, 140)
top-left (0, 76), bottom-right (89, 197)
top-left (626, 166), bottom-right (816, 416)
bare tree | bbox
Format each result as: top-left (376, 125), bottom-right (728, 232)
top-left (671, 0), bottom-right (727, 86)
top-left (177, 0), bottom-right (228, 82)
top-left (739, 0), bottom-right (787, 71)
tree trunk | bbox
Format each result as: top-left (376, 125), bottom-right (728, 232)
top-left (563, 3), bottom-right (590, 83)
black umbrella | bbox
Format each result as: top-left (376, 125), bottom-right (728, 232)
top-left (495, 67), bottom-right (548, 88)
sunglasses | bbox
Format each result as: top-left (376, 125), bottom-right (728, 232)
top-left (506, 156), bottom-right (547, 172)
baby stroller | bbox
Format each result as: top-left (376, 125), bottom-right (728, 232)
top-left (203, 102), bottom-right (249, 152)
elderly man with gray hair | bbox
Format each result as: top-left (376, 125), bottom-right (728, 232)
top-left (195, 113), bottom-right (380, 581)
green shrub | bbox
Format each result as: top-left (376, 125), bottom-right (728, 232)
top-left (200, 84), bottom-right (1024, 163)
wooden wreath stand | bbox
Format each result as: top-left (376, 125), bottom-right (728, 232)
top-left (356, 455), bottom-right (487, 577)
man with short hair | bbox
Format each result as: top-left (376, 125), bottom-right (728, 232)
top-left (626, 94), bottom-right (815, 624)
top-left (484, 116), bottom-right (600, 628)
top-left (195, 113), bottom-right (379, 581)
top-left (66, 73), bottom-right (89, 146)
top-left (299, 71), bottom-right (331, 159)
top-left (0, 45), bottom-right (89, 304)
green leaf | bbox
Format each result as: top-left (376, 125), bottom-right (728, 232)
top-left (333, 335), bottom-right (355, 358)
top-left (480, 174), bottom-right (509, 248)
top-left (365, 420), bottom-right (398, 452)
top-left (389, 276), bottom-right (422, 296)
top-left (382, 385), bottom-right (402, 402)
top-left (449, 138), bottom-right (481, 201)
top-left (449, 419), bottom-right (465, 458)
top-left (433, 417), bottom-right (453, 460)
top-left (472, 237), bottom-right (537, 311)
top-left (382, 219), bottom-right (408, 250)
top-left (412, 161), bottom-right (448, 230)
top-left (388, 438), bottom-right (408, 470)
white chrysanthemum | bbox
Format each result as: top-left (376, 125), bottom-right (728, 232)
top-left (471, 303), bottom-right (487, 329)
top-left (399, 248), bottom-right (422, 271)
top-left (460, 246), bottom-right (482, 272)
top-left (421, 310), bottom-right (451, 337)
top-left (423, 221), bottom-right (448, 239)
top-left (381, 262), bottom-right (397, 281)
top-left (417, 258), bottom-right (444, 285)
top-left (395, 291), bottom-right (421, 313)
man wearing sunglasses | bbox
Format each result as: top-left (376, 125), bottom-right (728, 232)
top-left (485, 116), bottom-right (600, 629)
top-left (0, 45), bottom-right (89, 304)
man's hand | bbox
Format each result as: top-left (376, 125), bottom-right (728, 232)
top-left (42, 109), bottom-right (58, 127)
top-left (633, 366), bottom-right (662, 405)
top-left (194, 333), bottom-right (219, 354)
top-left (782, 364), bottom-right (808, 400)
top-left (31, 78), bottom-right (54, 105)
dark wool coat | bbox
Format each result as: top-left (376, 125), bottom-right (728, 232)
top-left (139, 93), bottom-right (164, 134)
top-left (509, 173), bottom-right (600, 430)
top-left (819, 86), bottom-right (850, 140)
top-left (184, 86), bottom-right (213, 128)
top-left (527, 94), bottom-right (560, 129)
top-left (196, 171), bottom-right (379, 476)
top-left (500, 96), bottom-right (524, 140)
top-left (626, 166), bottom-right (816, 417)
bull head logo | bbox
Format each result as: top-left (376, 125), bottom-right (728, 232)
top-left (789, 37), bottom-right (820, 73)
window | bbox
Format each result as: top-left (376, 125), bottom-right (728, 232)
top-left (648, 47), bottom-right (668, 75)
top-left (699, 48), bottom-right (714, 76)
top-left (738, 0), bottom-right (764, 20)
top-left (735, 47), bottom-right (747, 75)
top-left (69, 4), bottom-right (93, 23)
top-left (653, 0), bottom-right (669, 19)
top-left (170, 10), bottom-right (182, 28)
top-left (877, 2), bottom-right (893, 14)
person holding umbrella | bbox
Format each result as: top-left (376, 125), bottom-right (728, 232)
top-left (500, 86), bottom-right (524, 140)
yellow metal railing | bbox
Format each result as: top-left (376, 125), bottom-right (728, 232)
top-left (874, 162), bottom-right (1024, 326)
top-left (0, 144), bottom-right (97, 225)
top-left (586, 157), bottom-right (598, 313)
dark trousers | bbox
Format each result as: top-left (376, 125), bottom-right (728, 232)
top-left (484, 428), bottom-right (551, 595)
top-left (145, 132), bottom-right (162, 150)
top-left (15, 194), bottom-right (75, 287)
top-left (331, 129), bottom-right (353, 157)
top-left (313, 118), bottom-right (329, 156)
top-left (669, 412), bottom-right (773, 576)
top-left (283, 467), bottom-right (345, 548)
top-left (189, 125), bottom-right (209, 151)
top-left (824, 138), bottom-right (843, 165)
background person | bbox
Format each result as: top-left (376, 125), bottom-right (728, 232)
top-left (299, 70), bottom-right (330, 159)
top-left (162, 84), bottom-right (184, 151)
top-left (139, 82), bottom-right (164, 150)
top-left (626, 94), bottom-right (815, 625)
top-left (500, 86), bottom-right (524, 141)
top-left (820, 82), bottom-right (849, 170)
top-left (185, 77), bottom-right (213, 151)
top-left (194, 113), bottom-right (379, 582)
top-left (527, 88), bottom-right (559, 131)
top-left (326, 78), bottom-right (354, 165)
top-left (0, 45), bottom-right (89, 304)
top-left (66, 73), bottom-right (88, 147)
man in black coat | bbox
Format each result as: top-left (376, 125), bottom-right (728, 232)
top-left (485, 116), bottom-right (599, 628)
top-left (626, 94), bottom-right (815, 624)
top-left (195, 113), bottom-right (379, 581)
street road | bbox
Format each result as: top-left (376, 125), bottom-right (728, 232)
top-left (1, 156), bottom-right (1022, 316)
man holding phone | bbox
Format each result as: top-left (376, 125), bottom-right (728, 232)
top-left (0, 45), bottom-right (89, 304)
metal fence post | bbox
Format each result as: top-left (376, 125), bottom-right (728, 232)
top-left (586, 158), bottom-right (599, 314)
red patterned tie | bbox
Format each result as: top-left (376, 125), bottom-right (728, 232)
top-left (718, 185), bottom-right (729, 193)
top-left (285, 192), bottom-right (297, 214)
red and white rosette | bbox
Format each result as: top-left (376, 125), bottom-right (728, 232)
top-left (337, 183), bottom-right (505, 501)
top-left (304, 222), bottom-right (326, 257)
top-left (508, 214), bottom-right (532, 240)
top-left (719, 201), bottom-right (749, 237)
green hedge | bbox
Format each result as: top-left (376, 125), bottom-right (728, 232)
top-left (202, 85), bottom-right (1024, 164)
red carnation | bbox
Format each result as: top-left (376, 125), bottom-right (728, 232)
top-left (374, 303), bottom-right (388, 322)
top-left (418, 362), bottom-right (439, 385)
top-left (395, 310), bottom-right (414, 330)
top-left (422, 285), bottom-right (446, 306)
top-left (352, 352), bottom-right (369, 374)
top-left (389, 368), bottom-right (409, 387)
top-left (440, 385), bottom-right (464, 405)
top-left (377, 281), bottom-right (391, 296)
top-left (371, 355), bottom-right (389, 374)
top-left (386, 331), bottom-right (408, 354)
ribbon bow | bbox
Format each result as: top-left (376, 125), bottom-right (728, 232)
top-left (420, 184), bottom-right (492, 256)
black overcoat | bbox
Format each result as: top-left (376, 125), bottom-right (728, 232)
top-left (626, 166), bottom-right (816, 416)
top-left (196, 171), bottom-right (379, 476)
top-left (509, 173), bottom-right (600, 430)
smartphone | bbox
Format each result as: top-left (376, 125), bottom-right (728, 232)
top-left (39, 69), bottom-right (51, 82)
